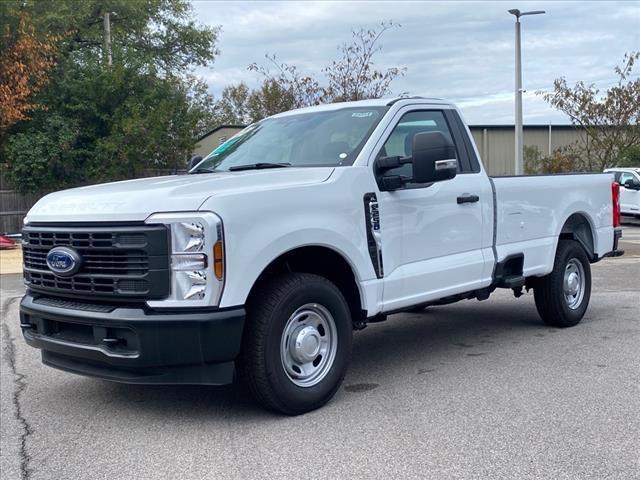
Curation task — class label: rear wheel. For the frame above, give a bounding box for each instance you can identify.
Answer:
[534,240,591,328]
[238,273,352,415]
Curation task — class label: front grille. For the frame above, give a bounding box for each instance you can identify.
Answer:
[23,224,170,300]
[24,249,149,275]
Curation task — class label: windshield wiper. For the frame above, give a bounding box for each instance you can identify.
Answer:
[228,162,291,171]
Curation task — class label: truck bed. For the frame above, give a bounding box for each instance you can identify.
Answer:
[490,172,615,277]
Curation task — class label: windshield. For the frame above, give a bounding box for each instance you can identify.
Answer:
[193,106,387,172]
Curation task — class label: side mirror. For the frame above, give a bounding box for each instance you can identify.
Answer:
[411,132,457,184]
[188,155,203,171]
[623,178,640,190]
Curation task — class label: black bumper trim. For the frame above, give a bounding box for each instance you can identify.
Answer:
[600,227,624,260]
[42,352,236,385]
[20,294,245,385]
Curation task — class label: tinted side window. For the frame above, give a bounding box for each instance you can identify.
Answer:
[376,110,456,188]
[619,172,634,185]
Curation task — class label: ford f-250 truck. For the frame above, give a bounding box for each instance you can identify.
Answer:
[20,97,624,414]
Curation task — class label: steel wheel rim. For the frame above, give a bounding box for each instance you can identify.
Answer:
[280,303,338,388]
[563,258,585,310]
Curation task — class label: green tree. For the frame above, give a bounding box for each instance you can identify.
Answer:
[618,144,640,168]
[247,79,296,123]
[212,83,253,125]
[540,51,640,171]
[523,145,543,174]
[2,0,219,192]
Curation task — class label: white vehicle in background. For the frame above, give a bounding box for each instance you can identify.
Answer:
[20,97,624,415]
[605,167,640,218]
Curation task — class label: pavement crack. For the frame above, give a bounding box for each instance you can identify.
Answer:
[2,296,34,480]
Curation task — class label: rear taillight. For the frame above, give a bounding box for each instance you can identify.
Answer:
[612,181,621,227]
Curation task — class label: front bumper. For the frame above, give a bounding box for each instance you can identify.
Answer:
[20,293,245,385]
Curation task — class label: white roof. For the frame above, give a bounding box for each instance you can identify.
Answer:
[605,167,640,173]
[272,96,451,118]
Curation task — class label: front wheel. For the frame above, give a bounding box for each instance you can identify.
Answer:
[238,273,353,415]
[534,240,591,328]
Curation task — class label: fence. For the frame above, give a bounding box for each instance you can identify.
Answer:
[0,170,42,233]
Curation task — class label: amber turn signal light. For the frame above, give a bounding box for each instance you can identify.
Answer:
[213,241,224,280]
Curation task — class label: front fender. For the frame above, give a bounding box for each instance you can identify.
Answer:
[227,228,375,308]
[198,167,379,309]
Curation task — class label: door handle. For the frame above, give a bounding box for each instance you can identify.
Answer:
[457,194,479,204]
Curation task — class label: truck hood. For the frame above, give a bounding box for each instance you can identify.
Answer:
[26,167,334,223]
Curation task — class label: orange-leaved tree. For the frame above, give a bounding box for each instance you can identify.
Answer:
[0,13,58,131]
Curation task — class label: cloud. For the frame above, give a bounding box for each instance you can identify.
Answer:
[192,1,639,124]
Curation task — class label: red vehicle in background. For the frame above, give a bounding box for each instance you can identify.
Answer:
[0,234,18,250]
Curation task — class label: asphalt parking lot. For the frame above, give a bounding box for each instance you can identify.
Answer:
[1,222,639,480]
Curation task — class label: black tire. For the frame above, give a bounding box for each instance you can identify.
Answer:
[238,273,353,415]
[534,240,591,328]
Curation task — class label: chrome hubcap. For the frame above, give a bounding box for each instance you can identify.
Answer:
[280,303,337,387]
[564,258,585,309]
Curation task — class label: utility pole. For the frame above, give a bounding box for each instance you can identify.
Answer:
[508,8,545,175]
[514,14,523,175]
[103,12,112,66]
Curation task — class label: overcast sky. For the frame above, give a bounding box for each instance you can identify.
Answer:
[192,1,639,125]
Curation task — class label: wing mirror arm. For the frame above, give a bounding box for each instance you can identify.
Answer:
[375,155,412,171]
[374,156,413,191]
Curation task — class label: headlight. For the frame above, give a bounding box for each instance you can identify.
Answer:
[144,212,224,308]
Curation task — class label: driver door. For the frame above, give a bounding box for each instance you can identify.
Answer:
[374,108,492,311]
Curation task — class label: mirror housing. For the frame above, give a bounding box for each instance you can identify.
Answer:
[411,132,457,184]
[623,178,640,190]
[188,155,203,171]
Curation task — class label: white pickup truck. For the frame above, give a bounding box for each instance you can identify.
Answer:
[604,167,640,218]
[20,98,623,414]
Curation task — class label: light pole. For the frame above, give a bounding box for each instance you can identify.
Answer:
[508,8,545,175]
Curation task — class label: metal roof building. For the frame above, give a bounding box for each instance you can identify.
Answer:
[468,124,585,176]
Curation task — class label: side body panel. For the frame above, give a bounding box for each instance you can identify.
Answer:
[620,171,640,215]
[491,174,614,277]
[376,172,493,310]
[620,184,640,215]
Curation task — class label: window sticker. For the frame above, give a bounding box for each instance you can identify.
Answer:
[352,112,374,118]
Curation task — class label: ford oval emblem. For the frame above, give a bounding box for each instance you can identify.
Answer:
[46,247,81,276]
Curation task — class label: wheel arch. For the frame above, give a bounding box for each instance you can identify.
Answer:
[558,212,597,261]
[245,245,366,324]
